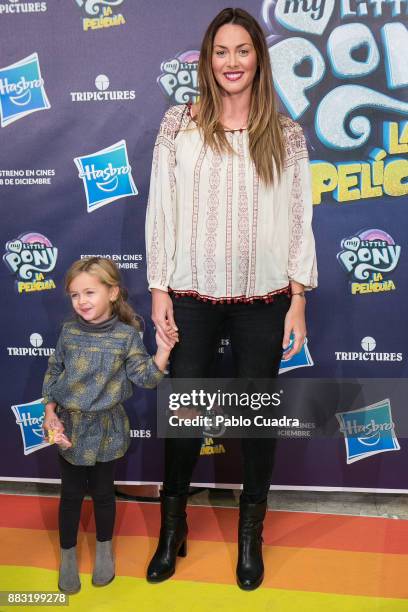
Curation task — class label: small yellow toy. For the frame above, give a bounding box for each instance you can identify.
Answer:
[47,429,72,449]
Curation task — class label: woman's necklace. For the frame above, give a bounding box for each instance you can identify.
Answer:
[222,123,247,133]
[220,116,248,133]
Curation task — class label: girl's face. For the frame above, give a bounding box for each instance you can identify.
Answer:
[68,272,119,324]
[212,24,257,97]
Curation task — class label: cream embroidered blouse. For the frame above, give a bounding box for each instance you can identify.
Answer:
[146,104,317,302]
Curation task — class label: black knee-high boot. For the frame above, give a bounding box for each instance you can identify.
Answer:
[236,499,267,590]
[146,494,188,583]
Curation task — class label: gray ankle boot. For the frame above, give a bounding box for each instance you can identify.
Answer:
[58,546,81,594]
[92,540,115,586]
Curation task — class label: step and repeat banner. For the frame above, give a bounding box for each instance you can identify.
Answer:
[1,0,407,490]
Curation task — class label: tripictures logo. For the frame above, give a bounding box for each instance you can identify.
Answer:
[7,332,55,357]
[0,1,47,14]
[335,336,403,362]
[70,74,136,102]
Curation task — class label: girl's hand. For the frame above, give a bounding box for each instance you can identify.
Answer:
[155,328,178,351]
[282,295,306,360]
[52,431,72,449]
[151,289,178,345]
[154,330,178,372]
[43,403,64,439]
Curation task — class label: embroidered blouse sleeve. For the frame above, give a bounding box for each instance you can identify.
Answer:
[42,331,65,404]
[125,329,164,389]
[145,106,183,292]
[287,124,318,290]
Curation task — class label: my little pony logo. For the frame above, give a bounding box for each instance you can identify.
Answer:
[158,50,200,105]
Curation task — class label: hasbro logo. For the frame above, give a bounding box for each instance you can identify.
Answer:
[11,398,49,455]
[336,398,400,464]
[0,53,50,127]
[279,335,314,374]
[74,140,138,212]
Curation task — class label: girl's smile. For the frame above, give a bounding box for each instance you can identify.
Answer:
[68,272,119,324]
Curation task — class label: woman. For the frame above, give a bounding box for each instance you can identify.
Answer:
[145,7,317,590]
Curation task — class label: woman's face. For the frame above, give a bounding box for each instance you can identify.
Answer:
[212,24,257,96]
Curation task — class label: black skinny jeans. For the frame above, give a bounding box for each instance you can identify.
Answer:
[164,294,290,504]
[58,454,117,549]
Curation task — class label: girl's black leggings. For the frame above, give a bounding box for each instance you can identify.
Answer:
[58,454,117,549]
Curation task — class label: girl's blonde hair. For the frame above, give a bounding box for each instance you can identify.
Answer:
[65,257,142,330]
[196,7,285,185]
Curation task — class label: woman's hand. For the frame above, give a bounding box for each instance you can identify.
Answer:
[282,295,306,360]
[151,288,178,345]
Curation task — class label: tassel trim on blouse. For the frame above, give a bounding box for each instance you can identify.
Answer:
[168,286,291,304]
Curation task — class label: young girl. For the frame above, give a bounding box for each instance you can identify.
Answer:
[42,257,176,594]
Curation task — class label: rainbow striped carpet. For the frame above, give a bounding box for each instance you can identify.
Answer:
[0,494,407,611]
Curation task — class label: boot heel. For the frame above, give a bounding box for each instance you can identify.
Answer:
[146,494,188,583]
[177,540,187,557]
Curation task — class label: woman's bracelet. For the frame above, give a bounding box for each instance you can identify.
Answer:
[291,291,306,298]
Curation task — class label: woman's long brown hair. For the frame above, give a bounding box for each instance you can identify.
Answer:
[196,7,285,185]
